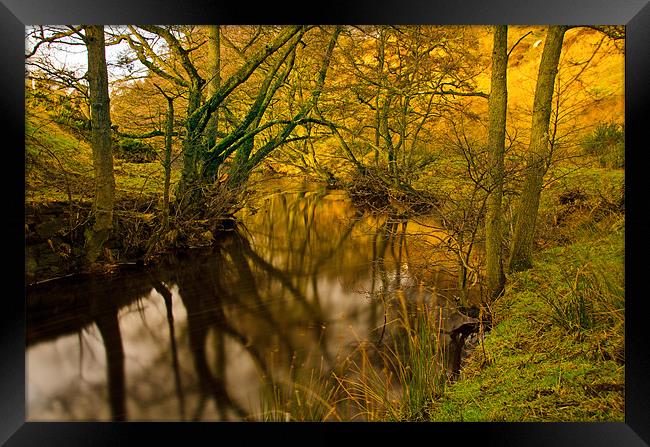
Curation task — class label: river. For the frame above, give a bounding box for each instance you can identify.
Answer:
[26,179,481,421]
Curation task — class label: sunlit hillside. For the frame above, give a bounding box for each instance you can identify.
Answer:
[26,105,178,206]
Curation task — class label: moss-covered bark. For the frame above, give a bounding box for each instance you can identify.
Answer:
[84,25,115,263]
[508,26,567,272]
[485,25,508,299]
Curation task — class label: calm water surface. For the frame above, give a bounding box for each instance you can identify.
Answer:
[26,180,478,421]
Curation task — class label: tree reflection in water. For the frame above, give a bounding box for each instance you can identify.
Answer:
[26,182,480,421]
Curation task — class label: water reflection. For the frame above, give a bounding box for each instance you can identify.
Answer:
[27,181,479,421]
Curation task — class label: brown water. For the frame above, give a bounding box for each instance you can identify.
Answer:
[26,179,479,421]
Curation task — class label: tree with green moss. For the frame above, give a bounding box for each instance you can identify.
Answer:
[110,26,341,209]
[485,25,508,299]
[508,25,568,272]
[83,25,116,263]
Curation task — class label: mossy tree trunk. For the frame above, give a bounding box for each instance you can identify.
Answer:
[84,25,115,263]
[205,25,221,150]
[178,87,204,206]
[508,25,567,272]
[485,25,508,299]
[162,95,174,230]
[181,26,303,196]
[120,26,334,209]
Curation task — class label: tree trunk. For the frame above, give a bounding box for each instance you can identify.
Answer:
[485,25,508,299]
[178,88,204,205]
[374,28,386,169]
[508,26,567,272]
[228,137,256,187]
[229,114,263,187]
[162,96,174,230]
[84,25,115,263]
[380,97,398,184]
[206,25,221,149]
[176,26,302,204]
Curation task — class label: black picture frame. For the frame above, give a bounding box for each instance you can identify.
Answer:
[3,0,649,445]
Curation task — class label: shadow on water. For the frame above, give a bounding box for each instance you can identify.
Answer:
[26,180,481,421]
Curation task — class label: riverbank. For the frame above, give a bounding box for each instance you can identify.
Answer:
[427,177,625,421]
[25,197,238,284]
[25,109,242,283]
[313,165,625,422]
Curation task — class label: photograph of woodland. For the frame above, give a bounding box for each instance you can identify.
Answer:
[25,25,624,421]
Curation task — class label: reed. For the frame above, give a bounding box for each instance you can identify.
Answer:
[334,295,449,421]
[542,261,624,336]
[257,357,342,422]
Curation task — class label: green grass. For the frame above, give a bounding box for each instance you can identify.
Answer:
[546,166,624,203]
[534,165,624,248]
[26,110,176,206]
[429,227,624,421]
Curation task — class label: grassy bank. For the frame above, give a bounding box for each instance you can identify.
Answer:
[26,109,174,205]
[428,208,624,421]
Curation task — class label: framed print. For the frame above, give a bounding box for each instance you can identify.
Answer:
[3,0,649,444]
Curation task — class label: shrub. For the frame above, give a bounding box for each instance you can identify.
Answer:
[581,122,624,169]
[114,138,157,163]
